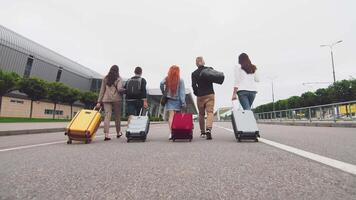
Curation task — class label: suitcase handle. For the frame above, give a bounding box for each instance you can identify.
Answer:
[139,108,149,116]
[94,106,102,112]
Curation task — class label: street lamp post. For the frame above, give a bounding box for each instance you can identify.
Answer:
[272,80,275,119]
[320,40,343,84]
[267,76,277,119]
[320,40,343,119]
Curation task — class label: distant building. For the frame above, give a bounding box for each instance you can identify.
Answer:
[214,107,232,121]
[0,25,197,119]
[146,88,197,119]
[0,25,102,92]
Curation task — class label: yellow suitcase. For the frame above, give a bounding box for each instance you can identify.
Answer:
[65,108,102,144]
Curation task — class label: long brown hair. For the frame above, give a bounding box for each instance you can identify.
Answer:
[239,53,256,74]
[166,65,180,96]
[106,65,120,86]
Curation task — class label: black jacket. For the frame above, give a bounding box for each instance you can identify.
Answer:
[191,66,215,97]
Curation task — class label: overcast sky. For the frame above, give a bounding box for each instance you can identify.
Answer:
[1,0,355,109]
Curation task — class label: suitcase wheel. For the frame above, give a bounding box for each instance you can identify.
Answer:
[237,138,241,142]
[172,139,175,142]
[84,139,90,144]
[67,139,72,144]
[189,139,192,142]
[255,138,259,142]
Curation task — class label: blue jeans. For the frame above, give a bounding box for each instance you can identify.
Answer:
[237,90,257,110]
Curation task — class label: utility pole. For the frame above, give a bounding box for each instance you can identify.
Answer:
[320,40,343,84]
[272,80,275,118]
[321,40,343,118]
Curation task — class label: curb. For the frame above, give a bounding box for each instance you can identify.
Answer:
[0,122,166,136]
[257,121,356,128]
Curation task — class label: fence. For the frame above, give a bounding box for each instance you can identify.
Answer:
[255,100,356,123]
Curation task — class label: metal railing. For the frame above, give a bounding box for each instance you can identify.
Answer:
[255,100,356,123]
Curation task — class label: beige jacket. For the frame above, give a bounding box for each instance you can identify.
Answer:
[98,77,124,103]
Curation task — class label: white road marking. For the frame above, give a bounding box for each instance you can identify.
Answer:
[0,141,64,152]
[215,125,356,176]
[0,134,116,153]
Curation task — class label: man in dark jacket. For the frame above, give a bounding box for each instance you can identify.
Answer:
[191,57,215,140]
[125,66,148,122]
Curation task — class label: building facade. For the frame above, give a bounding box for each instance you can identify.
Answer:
[0,25,102,92]
[0,25,197,119]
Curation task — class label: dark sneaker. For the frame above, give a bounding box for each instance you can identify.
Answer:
[206,130,212,140]
[200,132,206,138]
[104,137,111,141]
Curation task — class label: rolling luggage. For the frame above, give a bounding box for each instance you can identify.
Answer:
[171,112,193,142]
[200,67,225,85]
[231,104,260,142]
[65,107,102,144]
[126,109,150,142]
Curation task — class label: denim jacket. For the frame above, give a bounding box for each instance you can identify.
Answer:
[160,78,186,106]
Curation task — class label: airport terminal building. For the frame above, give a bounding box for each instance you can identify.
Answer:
[0,25,102,92]
[0,25,196,119]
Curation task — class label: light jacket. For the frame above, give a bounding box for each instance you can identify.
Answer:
[98,77,124,103]
[160,78,186,106]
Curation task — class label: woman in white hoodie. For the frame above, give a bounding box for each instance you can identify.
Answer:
[232,53,259,110]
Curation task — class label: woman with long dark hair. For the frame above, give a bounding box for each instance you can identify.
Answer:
[97,65,125,141]
[160,65,186,138]
[232,53,260,110]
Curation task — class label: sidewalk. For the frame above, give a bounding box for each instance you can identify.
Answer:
[0,121,127,136]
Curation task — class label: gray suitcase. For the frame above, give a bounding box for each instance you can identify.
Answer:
[126,110,150,142]
[231,106,260,142]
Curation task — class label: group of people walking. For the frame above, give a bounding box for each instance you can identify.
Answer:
[96,53,259,141]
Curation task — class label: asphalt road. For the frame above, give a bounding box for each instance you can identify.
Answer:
[0,122,355,200]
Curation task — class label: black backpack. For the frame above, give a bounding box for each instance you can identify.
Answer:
[126,78,142,97]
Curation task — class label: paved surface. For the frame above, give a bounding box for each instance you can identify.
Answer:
[0,121,127,136]
[0,123,355,200]
[0,122,70,131]
[0,121,121,131]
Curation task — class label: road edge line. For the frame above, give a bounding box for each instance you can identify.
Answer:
[215,125,356,176]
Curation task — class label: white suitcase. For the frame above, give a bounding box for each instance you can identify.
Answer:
[126,109,150,142]
[231,104,260,142]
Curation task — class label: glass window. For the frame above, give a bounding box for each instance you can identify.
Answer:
[45,109,63,115]
[56,67,63,82]
[23,55,34,78]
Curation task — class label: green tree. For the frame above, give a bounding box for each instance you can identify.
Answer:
[301,92,317,107]
[331,80,353,102]
[80,91,98,109]
[254,79,356,114]
[63,88,81,119]
[287,96,302,109]
[19,78,48,118]
[275,99,288,111]
[48,82,70,119]
[315,88,330,105]
[351,79,356,100]
[0,70,20,113]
